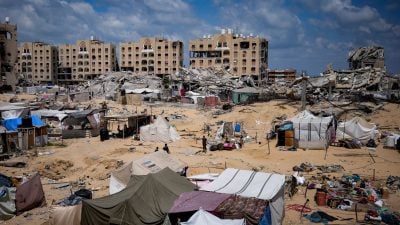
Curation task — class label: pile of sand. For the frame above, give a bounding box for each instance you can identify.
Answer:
[37,159,74,180]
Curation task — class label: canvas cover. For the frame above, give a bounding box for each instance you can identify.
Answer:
[109,151,187,194]
[81,168,195,225]
[170,191,230,213]
[49,204,82,225]
[336,117,377,143]
[140,117,180,143]
[0,187,16,220]
[181,208,245,225]
[15,173,45,215]
[291,111,334,150]
[200,168,285,225]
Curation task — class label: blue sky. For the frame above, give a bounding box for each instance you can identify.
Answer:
[1,0,399,75]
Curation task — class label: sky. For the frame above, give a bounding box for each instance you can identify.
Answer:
[1,0,399,75]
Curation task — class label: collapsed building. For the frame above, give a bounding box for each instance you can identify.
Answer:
[348,46,385,70]
[0,17,18,90]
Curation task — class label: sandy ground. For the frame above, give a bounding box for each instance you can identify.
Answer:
[1,98,399,225]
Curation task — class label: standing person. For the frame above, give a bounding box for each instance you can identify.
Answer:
[155,147,159,152]
[163,144,170,154]
[239,136,244,148]
[202,136,207,153]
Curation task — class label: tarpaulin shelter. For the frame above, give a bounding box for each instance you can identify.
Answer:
[15,173,45,215]
[81,168,195,225]
[140,116,180,143]
[336,117,377,144]
[200,168,285,225]
[181,208,245,225]
[231,87,259,104]
[109,151,187,194]
[49,204,82,225]
[290,111,335,150]
[170,191,230,214]
[2,116,44,132]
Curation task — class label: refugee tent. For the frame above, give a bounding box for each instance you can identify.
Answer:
[140,116,180,143]
[336,117,377,144]
[200,168,285,225]
[290,111,335,150]
[170,191,230,213]
[49,204,82,225]
[181,208,245,225]
[109,151,187,194]
[15,173,45,215]
[81,168,195,225]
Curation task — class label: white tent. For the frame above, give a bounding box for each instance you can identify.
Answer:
[109,151,187,194]
[291,111,335,150]
[336,117,377,143]
[200,168,285,225]
[181,208,245,225]
[140,117,180,143]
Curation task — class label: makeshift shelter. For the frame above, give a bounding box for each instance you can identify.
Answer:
[336,117,377,144]
[170,191,230,214]
[104,113,151,138]
[181,208,245,225]
[231,87,259,104]
[81,168,196,225]
[15,173,45,215]
[140,116,180,143]
[200,168,285,225]
[61,109,104,139]
[109,151,187,194]
[290,111,335,150]
[49,204,82,225]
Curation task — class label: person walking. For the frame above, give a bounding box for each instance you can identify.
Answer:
[202,136,207,153]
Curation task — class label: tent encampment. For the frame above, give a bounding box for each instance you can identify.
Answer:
[200,168,285,225]
[109,151,187,194]
[140,116,180,143]
[81,168,195,225]
[15,173,45,215]
[181,208,245,225]
[290,111,335,150]
[336,117,377,144]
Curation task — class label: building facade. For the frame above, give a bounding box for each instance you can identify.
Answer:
[119,37,183,76]
[57,38,117,84]
[267,69,296,84]
[0,17,18,89]
[16,42,58,84]
[189,29,268,80]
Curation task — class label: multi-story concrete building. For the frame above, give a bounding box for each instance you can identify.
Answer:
[57,37,117,84]
[267,69,296,84]
[0,17,18,89]
[119,37,183,76]
[16,42,58,84]
[189,29,268,80]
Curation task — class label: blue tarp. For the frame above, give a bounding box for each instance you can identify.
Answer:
[235,123,241,132]
[2,116,44,131]
[259,205,271,225]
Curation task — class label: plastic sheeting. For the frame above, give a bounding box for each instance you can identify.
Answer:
[336,117,377,143]
[200,168,285,225]
[181,208,245,225]
[140,117,180,143]
[2,116,45,131]
[0,187,16,220]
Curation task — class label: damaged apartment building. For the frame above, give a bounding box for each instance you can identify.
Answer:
[57,37,118,84]
[119,37,184,77]
[189,29,268,82]
[0,17,18,90]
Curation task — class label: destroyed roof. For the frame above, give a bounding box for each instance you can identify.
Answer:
[348,46,384,61]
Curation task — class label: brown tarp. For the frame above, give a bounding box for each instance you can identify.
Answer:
[15,173,45,215]
[81,168,195,225]
[215,195,268,225]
